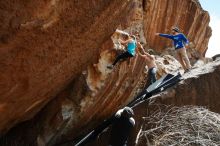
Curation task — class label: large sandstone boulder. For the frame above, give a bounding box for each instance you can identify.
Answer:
[0,0,133,134]
[0,0,214,146]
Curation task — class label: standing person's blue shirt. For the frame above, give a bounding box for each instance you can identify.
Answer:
[159,33,189,49]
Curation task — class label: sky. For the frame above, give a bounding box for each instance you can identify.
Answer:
[199,0,220,57]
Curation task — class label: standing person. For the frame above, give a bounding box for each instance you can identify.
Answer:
[107,34,137,69]
[137,43,157,86]
[156,26,191,72]
[108,107,135,146]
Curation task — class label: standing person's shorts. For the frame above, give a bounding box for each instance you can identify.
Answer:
[175,48,191,69]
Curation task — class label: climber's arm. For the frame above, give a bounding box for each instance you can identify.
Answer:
[137,48,146,58]
[137,43,153,59]
[119,38,132,45]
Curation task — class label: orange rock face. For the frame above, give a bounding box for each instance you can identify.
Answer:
[143,0,212,56]
[0,0,133,134]
[0,0,213,146]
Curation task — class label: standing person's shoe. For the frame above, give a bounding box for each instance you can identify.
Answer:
[107,65,114,69]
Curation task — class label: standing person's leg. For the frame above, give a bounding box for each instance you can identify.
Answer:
[176,49,187,70]
[179,48,191,69]
[112,52,133,66]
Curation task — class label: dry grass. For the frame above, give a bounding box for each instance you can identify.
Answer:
[138,105,220,146]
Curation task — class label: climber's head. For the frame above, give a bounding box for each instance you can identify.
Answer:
[172,26,180,34]
[130,35,136,42]
[123,33,129,40]
[135,33,140,40]
[121,107,134,118]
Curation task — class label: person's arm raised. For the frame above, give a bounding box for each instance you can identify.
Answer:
[138,42,145,53]
[137,48,146,58]
[138,43,152,58]
[156,33,174,40]
[137,42,152,59]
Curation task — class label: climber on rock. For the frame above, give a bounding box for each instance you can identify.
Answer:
[107,33,137,69]
[156,26,192,72]
[137,43,157,87]
[108,107,135,146]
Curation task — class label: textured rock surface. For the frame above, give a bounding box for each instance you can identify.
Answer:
[0,50,181,146]
[134,60,220,146]
[87,59,220,146]
[0,0,133,134]
[0,0,214,146]
[153,60,220,113]
[143,0,212,56]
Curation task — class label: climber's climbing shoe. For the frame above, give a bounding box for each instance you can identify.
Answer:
[107,65,114,69]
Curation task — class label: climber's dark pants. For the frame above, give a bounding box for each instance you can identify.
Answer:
[112,51,133,66]
[146,67,157,87]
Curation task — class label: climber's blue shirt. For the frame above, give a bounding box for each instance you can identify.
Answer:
[127,40,136,56]
[159,33,189,49]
